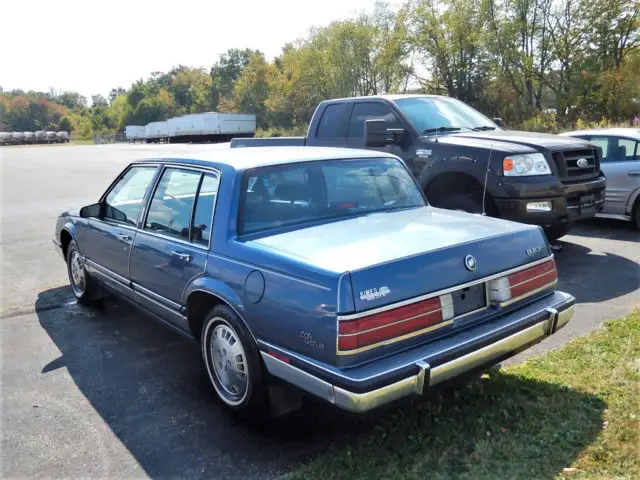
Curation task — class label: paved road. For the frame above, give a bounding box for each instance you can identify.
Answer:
[1,144,638,478]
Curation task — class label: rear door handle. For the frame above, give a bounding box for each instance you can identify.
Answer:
[172,251,191,262]
[628,171,640,176]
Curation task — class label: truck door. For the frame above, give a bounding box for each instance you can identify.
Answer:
[342,101,413,168]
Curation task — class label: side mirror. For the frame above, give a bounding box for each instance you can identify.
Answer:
[79,202,102,218]
[365,119,404,147]
[493,117,506,128]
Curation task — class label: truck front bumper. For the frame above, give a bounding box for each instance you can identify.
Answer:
[494,176,605,227]
[260,291,575,413]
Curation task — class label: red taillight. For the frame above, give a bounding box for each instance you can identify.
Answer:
[338,294,454,352]
[490,259,557,305]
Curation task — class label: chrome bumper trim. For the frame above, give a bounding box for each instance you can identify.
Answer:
[261,301,575,413]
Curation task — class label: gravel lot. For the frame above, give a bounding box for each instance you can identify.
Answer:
[1,144,638,479]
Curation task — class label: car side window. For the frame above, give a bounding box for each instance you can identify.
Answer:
[144,168,201,241]
[589,137,610,162]
[617,138,639,161]
[316,103,348,139]
[191,173,220,246]
[346,102,401,139]
[104,166,157,226]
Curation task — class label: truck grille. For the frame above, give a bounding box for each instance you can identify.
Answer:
[552,148,599,182]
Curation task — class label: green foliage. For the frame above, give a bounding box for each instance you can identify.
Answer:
[2,0,638,138]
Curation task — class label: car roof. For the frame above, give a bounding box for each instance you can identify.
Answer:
[560,127,640,138]
[135,146,399,171]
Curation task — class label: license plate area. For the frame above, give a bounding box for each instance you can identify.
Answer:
[579,194,596,215]
[451,283,487,318]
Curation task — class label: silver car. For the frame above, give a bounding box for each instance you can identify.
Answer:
[560,128,640,229]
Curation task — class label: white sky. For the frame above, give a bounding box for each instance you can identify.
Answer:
[1,0,393,104]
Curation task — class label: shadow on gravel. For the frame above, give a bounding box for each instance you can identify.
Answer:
[36,286,606,479]
[554,220,639,304]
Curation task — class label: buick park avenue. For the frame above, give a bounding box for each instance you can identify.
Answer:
[53,147,575,415]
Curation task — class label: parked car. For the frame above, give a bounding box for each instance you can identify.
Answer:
[560,128,640,228]
[53,147,575,416]
[232,95,606,241]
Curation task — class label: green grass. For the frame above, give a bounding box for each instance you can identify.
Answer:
[289,310,640,480]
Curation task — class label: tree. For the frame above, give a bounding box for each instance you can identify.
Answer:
[91,94,108,108]
[210,48,262,109]
[233,53,273,127]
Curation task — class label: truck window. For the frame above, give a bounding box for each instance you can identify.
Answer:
[239,158,425,235]
[347,102,401,138]
[316,103,348,139]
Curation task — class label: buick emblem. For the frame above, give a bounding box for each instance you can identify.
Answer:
[464,255,477,271]
[576,158,589,168]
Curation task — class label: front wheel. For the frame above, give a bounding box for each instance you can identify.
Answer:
[201,305,269,417]
[544,222,573,242]
[66,240,94,305]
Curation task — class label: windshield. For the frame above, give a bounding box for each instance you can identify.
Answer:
[239,158,426,235]
[394,97,498,134]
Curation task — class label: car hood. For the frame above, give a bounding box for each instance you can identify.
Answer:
[435,129,594,152]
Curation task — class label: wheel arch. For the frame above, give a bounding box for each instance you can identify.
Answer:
[59,224,80,258]
[424,171,498,213]
[184,281,254,344]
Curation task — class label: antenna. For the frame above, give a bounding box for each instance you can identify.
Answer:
[481,143,493,216]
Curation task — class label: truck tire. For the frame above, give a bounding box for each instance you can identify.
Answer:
[435,192,496,216]
[201,305,269,419]
[544,222,572,242]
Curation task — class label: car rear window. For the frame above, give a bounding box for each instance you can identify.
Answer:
[238,158,425,235]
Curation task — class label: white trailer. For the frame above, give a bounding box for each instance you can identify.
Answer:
[167,112,256,143]
[125,125,146,142]
[145,121,169,143]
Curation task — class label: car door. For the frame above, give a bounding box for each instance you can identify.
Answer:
[128,166,220,331]
[589,136,640,216]
[82,164,159,297]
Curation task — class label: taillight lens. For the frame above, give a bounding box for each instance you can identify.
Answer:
[489,259,557,305]
[338,294,454,352]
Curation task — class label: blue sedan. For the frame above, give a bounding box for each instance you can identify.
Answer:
[53,146,575,416]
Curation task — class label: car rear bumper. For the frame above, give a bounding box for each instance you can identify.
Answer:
[260,291,575,413]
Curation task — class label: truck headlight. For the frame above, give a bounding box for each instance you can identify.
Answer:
[503,153,551,176]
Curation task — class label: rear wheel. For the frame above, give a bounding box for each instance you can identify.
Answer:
[201,305,269,417]
[633,200,640,229]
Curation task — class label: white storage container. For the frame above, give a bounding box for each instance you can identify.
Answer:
[125,125,146,140]
[168,112,256,138]
[145,121,169,139]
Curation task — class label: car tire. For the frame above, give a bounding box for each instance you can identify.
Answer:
[544,222,572,242]
[201,305,269,418]
[634,201,640,230]
[66,240,94,305]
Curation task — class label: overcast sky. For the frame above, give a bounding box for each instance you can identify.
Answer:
[2,0,393,103]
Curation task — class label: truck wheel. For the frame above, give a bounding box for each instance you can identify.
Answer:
[201,305,269,418]
[435,193,493,215]
[544,222,572,242]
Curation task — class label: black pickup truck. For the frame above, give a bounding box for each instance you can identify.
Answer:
[230,94,606,241]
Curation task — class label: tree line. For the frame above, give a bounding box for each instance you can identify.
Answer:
[1,0,638,139]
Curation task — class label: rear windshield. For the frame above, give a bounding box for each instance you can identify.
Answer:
[239,157,425,235]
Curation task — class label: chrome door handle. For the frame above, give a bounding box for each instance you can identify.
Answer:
[172,251,191,262]
[117,234,133,242]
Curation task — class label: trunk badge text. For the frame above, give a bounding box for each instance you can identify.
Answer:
[526,246,543,255]
[360,286,391,302]
[464,255,477,271]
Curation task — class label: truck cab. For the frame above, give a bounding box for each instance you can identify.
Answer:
[232,95,606,241]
